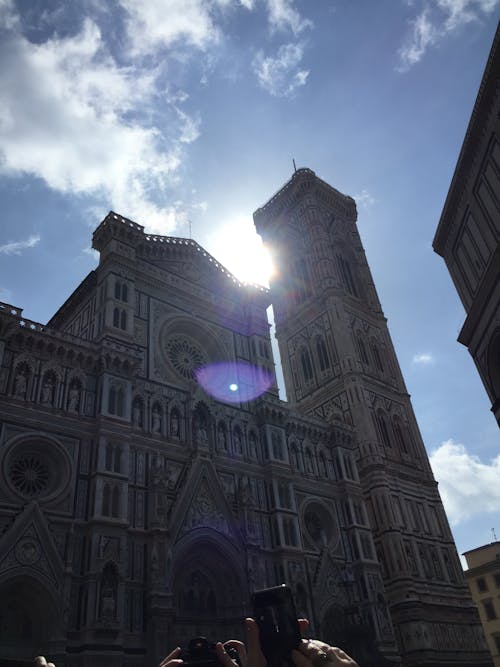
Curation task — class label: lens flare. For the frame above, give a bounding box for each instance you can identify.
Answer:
[195,362,273,403]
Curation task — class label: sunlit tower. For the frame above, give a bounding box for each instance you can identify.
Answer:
[254,168,490,666]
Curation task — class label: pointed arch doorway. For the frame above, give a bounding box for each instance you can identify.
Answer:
[0,577,61,665]
[171,535,247,646]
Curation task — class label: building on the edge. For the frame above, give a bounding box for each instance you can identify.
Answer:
[0,170,491,667]
[463,541,500,666]
[433,22,500,427]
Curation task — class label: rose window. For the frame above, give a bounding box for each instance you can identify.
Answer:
[303,501,338,548]
[166,336,207,379]
[10,455,50,496]
[3,437,70,502]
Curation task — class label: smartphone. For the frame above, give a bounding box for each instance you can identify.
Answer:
[251,584,301,667]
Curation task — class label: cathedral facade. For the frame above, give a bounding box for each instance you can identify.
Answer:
[0,169,490,667]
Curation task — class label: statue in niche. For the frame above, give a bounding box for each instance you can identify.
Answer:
[218,424,227,450]
[234,428,243,454]
[41,376,54,405]
[152,406,161,434]
[101,584,116,622]
[170,410,180,437]
[68,384,80,412]
[132,400,142,428]
[100,566,118,623]
[249,432,258,459]
[195,416,208,446]
[14,369,27,397]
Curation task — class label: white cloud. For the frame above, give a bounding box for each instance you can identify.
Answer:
[398,0,499,70]
[253,42,309,97]
[0,235,40,255]
[355,189,376,209]
[0,8,202,234]
[430,440,500,525]
[266,0,312,35]
[412,352,434,364]
[398,8,437,69]
[119,0,223,56]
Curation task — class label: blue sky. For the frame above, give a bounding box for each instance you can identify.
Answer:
[0,0,499,564]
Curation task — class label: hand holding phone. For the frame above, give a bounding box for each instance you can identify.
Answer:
[251,585,301,667]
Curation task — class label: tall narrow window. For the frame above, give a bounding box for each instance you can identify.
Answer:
[377,412,391,448]
[358,335,369,365]
[102,484,111,516]
[120,310,127,330]
[109,387,116,414]
[113,308,120,327]
[105,444,113,470]
[121,284,128,302]
[372,343,384,372]
[338,255,358,297]
[114,281,121,299]
[316,337,330,371]
[116,388,124,418]
[393,418,408,453]
[301,348,314,382]
[111,486,120,518]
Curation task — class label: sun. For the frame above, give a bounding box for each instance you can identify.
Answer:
[207,217,275,287]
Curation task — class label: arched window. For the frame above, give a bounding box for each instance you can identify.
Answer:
[114,448,121,473]
[113,308,120,327]
[114,281,121,300]
[357,335,369,365]
[301,348,314,382]
[102,484,111,515]
[371,342,384,372]
[121,283,128,302]
[105,444,113,470]
[109,386,116,414]
[337,255,358,297]
[316,337,330,371]
[393,418,408,453]
[377,411,391,448]
[120,310,127,330]
[116,388,124,417]
[111,486,120,518]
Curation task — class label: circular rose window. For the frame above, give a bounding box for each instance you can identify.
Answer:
[10,455,50,496]
[3,437,70,502]
[166,336,208,380]
[303,501,339,549]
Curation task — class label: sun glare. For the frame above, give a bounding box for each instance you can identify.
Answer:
[207,217,275,287]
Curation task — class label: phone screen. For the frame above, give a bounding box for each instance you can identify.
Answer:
[252,585,301,667]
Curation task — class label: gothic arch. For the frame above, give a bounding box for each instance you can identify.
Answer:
[172,532,246,623]
[0,574,63,662]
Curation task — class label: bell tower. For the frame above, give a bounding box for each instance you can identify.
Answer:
[254,168,490,666]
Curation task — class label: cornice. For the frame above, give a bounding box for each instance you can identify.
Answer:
[253,168,357,234]
[434,22,500,255]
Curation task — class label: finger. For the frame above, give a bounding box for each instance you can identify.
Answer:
[245,618,267,667]
[298,619,309,635]
[216,642,240,667]
[33,658,47,667]
[291,649,312,667]
[159,647,182,667]
[47,664,56,667]
[224,640,247,667]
